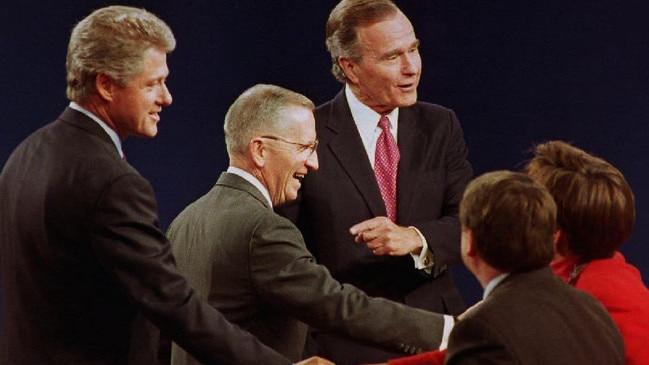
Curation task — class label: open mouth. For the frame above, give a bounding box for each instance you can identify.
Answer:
[293,173,305,183]
[398,83,415,90]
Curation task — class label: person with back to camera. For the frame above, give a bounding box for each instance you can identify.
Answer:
[276,1,472,362]
[447,170,623,364]
[0,6,329,365]
[525,140,649,365]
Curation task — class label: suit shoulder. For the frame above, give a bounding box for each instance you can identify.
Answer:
[407,101,459,123]
[313,98,336,124]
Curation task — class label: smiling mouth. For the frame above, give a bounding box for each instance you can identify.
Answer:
[293,173,305,183]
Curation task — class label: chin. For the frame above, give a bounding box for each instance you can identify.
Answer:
[400,94,418,106]
[143,127,159,138]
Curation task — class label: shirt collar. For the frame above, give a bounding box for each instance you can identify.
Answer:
[227,166,273,207]
[69,102,124,158]
[483,273,509,300]
[345,85,399,139]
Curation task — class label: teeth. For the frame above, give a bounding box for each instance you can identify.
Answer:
[293,173,305,181]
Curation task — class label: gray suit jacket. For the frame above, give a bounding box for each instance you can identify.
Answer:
[168,172,446,363]
[0,108,291,365]
[446,267,624,365]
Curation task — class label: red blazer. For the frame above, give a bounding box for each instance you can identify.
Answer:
[552,252,649,365]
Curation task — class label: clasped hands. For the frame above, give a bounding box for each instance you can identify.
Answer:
[350,216,423,256]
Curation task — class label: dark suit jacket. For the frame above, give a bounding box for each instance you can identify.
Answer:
[0,108,290,365]
[281,90,472,311]
[276,90,472,362]
[446,267,625,365]
[167,172,446,364]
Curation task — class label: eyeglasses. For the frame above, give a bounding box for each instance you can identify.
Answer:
[260,135,319,157]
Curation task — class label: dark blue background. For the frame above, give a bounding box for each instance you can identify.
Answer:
[2,1,648,320]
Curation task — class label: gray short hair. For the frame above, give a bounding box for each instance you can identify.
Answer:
[66,6,176,102]
[326,0,399,83]
[224,84,314,157]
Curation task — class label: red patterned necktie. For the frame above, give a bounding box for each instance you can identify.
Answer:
[374,115,400,222]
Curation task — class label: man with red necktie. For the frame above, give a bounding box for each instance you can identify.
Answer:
[276,0,473,364]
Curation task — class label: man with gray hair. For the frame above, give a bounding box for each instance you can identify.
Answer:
[0,6,321,365]
[167,84,454,365]
[276,0,473,363]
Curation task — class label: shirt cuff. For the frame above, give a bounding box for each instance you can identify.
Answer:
[408,226,434,273]
[439,315,455,350]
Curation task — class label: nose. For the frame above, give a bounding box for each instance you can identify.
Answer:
[306,150,319,171]
[402,52,420,75]
[160,82,173,106]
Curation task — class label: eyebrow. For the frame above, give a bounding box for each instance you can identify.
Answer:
[379,39,420,60]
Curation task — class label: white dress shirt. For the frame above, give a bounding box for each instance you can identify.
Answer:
[344,86,434,272]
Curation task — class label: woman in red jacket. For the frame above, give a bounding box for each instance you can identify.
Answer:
[524,140,649,365]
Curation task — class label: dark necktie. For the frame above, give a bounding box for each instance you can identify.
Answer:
[374,115,400,222]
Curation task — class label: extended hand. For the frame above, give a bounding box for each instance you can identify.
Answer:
[350,216,423,256]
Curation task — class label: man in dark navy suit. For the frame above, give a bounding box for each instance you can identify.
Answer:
[277,1,473,364]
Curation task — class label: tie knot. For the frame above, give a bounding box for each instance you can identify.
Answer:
[378,115,390,131]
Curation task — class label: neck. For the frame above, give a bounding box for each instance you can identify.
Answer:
[346,83,395,115]
[77,99,123,140]
[473,263,504,289]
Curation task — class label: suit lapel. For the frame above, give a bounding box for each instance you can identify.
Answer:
[324,91,386,217]
[396,105,427,223]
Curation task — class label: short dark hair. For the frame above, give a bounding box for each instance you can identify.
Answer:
[461,171,556,273]
[524,141,635,260]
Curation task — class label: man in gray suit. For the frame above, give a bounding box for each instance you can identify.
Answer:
[167,84,455,365]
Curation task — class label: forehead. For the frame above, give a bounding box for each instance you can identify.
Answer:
[137,47,169,79]
[356,12,416,55]
[277,105,315,136]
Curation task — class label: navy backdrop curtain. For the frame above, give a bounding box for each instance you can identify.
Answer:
[2,0,648,322]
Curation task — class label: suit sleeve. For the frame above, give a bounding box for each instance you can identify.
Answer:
[445,316,514,365]
[416,109,472,276]
[90,173,291,365]
[388,349,446,365]
[249,213,446,355]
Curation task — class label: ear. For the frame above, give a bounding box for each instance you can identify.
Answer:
[554,230,571,258]
[465,229,478,257]
[461,228,477,258]
[249,138,266,168]
[95,73,116,102]
[338,56,360,84]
